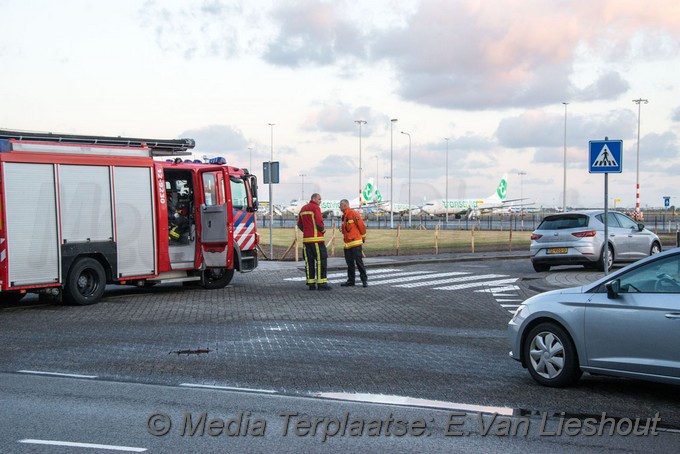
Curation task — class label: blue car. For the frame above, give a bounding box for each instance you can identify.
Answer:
[509,248,680,387]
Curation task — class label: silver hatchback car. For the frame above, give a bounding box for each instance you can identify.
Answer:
[530,210,661,272]
[509,248,680,387]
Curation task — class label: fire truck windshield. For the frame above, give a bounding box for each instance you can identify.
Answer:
[230,176,247,210]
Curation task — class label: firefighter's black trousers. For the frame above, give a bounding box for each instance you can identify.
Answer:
[343,246,367,284]
[303,241,328,286]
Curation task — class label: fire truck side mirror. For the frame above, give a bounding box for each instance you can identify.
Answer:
[246,175,258,212]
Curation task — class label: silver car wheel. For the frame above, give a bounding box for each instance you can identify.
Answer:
[529,331,565,379]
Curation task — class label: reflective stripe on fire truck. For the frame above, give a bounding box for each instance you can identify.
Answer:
[233,210,256,250]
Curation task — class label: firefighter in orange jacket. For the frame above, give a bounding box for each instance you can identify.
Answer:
[297,193,331,290]
[339,199,368,287]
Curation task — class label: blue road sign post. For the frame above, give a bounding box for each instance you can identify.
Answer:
[588,138,623,275]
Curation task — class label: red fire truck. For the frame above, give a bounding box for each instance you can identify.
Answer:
[0,129,259,305]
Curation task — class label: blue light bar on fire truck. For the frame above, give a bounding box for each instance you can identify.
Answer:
[164,156,228,165]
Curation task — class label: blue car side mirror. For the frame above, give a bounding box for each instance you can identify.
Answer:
[606,279,621,299]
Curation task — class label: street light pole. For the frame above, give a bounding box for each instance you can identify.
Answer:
[248,147,253,172]
[390,118,398,229]
[444,138,449,226]
[562,102,568,212]
[401,131,411,228]
[518,171,526,229]
[299,173,306,201]
[633,98,648,218]
[355,120,366,204]
[375,154,379,185]
[268,123,275,260]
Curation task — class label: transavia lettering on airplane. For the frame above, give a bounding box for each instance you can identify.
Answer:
[421,175,528,218]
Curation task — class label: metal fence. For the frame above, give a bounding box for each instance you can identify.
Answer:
[257,213,680,234]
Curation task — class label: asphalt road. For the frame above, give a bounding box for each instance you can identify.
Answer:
[1,257,679,452]
[2,372,675,453]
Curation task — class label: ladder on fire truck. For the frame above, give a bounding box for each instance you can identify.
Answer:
[0,129,194,156]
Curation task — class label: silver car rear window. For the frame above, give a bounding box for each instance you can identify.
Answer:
[538,214,590,230]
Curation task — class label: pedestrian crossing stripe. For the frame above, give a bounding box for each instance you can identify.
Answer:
[592,144,619,168]
[283,269,525,314]
[433,278,518,291]
[476,286,521,294]
[326,271,435,285]
[284,269,403,281]
[394,274,508,288]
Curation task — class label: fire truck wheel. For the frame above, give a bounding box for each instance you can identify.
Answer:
[202,268,234,289]
[64,257,107,305]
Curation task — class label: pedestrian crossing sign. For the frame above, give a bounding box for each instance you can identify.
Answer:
[589,140,623,173]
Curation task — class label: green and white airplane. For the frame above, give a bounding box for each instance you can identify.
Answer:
[421,175,517,218]
[284,179,382,217]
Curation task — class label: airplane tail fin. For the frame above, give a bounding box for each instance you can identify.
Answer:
[361,178,383,203]
[487,174,508,202]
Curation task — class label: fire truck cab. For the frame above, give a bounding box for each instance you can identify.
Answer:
[0,129,259,305]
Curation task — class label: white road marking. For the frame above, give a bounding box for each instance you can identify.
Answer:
[284,268,402,281]
[330,270,434,285]
[179,383,276,393]
[475,286,520,294]
[393,273,507,288]
[18,370,98,379]
[177,385,516,418]
[434,278,519,291]
[313,392,513,416]
[284,268,527,312]
[491,286,521,293]
[18,439,145,452]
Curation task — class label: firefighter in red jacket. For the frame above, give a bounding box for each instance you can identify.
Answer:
[297,193,331,290]
[339,199,368,287]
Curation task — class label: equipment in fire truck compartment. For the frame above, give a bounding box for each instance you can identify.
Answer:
[167,177,193,245]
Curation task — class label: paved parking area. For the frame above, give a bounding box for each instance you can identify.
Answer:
[4,254,680,434]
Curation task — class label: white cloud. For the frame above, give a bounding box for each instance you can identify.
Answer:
[264,0,367,66]
[180,124,248,153]
[4,0,680,207]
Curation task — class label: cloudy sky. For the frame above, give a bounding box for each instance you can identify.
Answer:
[2,0,680,209]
